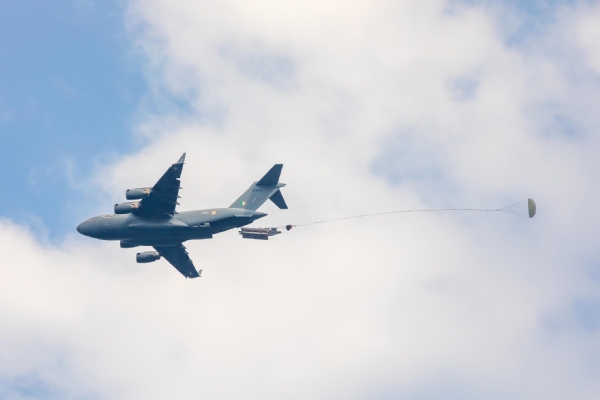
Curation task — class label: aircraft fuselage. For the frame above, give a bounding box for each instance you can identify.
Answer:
[76,208,267,247]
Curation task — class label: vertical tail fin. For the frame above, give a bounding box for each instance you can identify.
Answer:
[230,164,288,210]
[256,164,283,186]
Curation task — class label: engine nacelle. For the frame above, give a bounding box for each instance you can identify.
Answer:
[136,251,161,263]
[126,187,152,200]
[114,201,140,214]
[120,241,138,248]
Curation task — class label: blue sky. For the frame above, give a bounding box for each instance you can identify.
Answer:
[0,0,581,236]
[0,0,146,236]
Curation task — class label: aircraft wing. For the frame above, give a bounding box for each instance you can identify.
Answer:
[138,153,186,217]
[154,243,201,279]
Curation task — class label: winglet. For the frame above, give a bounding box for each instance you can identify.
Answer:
[177,153,186,164]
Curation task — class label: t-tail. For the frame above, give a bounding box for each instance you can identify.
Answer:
[230,164,288,211]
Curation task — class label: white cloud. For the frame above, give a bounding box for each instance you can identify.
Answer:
[1,1,600,399]
[576,4,600,74]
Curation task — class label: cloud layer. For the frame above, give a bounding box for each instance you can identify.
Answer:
[1,1,600,399]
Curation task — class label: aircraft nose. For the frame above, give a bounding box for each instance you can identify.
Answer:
[77,220,92,236]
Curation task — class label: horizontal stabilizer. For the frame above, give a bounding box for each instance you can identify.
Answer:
[257,164,283,186]
[269,189,288,209]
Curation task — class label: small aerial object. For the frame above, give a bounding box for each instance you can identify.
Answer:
[498,198,536,218]
[239,227,282,240]
[77,153,536,279]
[77,153,288,278]
[281,198,536,231]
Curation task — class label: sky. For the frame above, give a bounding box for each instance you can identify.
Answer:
[0,0,148,236]
[1,0,600,399]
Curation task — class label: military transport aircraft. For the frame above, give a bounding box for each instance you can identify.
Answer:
[77,154,287,278]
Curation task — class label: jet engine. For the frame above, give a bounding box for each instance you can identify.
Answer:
[114,201,140,214]
[126,187,152,200]
[136,251,161,263]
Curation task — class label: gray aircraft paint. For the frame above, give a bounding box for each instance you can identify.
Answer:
[77,155,287,278]
[77,208,267,246]
[230,164,288,210]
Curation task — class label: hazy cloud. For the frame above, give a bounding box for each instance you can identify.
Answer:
[1,1,600,399]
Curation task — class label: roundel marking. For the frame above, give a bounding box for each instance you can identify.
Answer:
[211,210,217,215]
